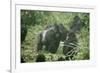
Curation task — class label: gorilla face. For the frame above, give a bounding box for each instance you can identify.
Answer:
[70,16,82,33]
[37,24,67,53]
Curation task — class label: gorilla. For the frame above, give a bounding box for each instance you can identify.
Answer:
[70,15,83,33]
[63,16,82,60]
[37,24,67,53]
[21,24,27,43]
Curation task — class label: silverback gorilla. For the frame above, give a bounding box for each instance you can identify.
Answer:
[37,24,67,53]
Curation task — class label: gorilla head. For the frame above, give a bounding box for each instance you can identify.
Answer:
[70,15,83,33]
[37,24,67,53]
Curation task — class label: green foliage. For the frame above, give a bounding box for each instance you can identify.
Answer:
[21,10,90,62]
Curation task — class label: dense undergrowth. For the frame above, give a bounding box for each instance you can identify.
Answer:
[21,10,89,63]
